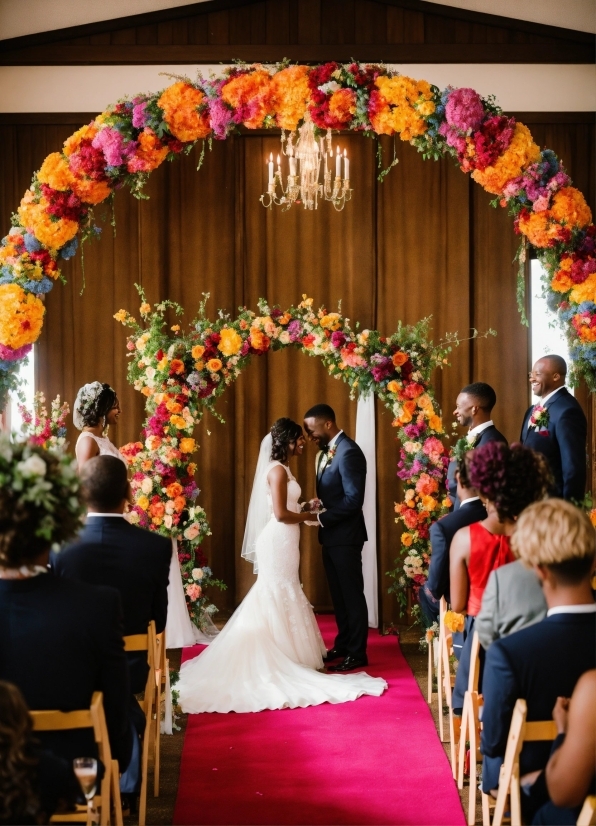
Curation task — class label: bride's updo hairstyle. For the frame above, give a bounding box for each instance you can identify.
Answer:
[73,382,117,430]
[270,418,303,463]
[468,441,552,522]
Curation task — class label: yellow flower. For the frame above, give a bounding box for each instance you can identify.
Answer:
[114,310,128,322]
[319,313,341,331]
[444,610,465,633]
[37,152,75,192]
[218,327,242,356]
[401,533,413,547]
[170,415,186,429]
[171,325,180,332]
[472,122,541,195]
[0,284,45,349]
[180,437,196,453]
[158,357,169,371]
[206,358,223,372]
[194,361,204,370]
[137,495,149,511]
[191,345,205,360]
[63,123,98,156]
[570,273,596,305]
[429,414,443,432]
[386,380,400,395]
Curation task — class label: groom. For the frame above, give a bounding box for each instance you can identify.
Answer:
[303,404,369,672]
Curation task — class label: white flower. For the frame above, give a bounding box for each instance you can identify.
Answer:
[17,454,47,478]
[127,511,140,525]
[192,568,204,581]
[164,514,173,529]
[141,477,153,495]
[279,331,290,345]
[319,80,341,94]
[145,366,156,379]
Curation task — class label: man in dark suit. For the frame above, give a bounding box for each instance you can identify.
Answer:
[53,455,171,694]
[304,404,368,673]
[521,355,587,502]
[480,499,596,820]
[418,455,487,645]
[447,382,507,508]
[0,569,132,770]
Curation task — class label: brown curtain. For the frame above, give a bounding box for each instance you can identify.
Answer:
[0,119,593,626]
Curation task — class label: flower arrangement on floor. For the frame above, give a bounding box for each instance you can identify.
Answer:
[17,392,69,450]
[0,62,593,406]
[116,288,481,611]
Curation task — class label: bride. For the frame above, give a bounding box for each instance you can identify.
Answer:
[178,418,387,714]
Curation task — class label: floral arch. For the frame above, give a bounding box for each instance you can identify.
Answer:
[0,61,594,615]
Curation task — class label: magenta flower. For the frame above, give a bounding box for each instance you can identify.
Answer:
[445,88,485,132]
[92,127,137,167]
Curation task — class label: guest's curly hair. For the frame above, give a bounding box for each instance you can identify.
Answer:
[468,442,552,522]
[75,383,117,429]
[0,681,40,823]
[0,441,84,568]
[270,418,303,463]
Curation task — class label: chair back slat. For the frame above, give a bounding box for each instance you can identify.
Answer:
[578,795,596,826]
[524,720,558,741]
[31,710,92,731]
[467,631,481,693]
[123,633,149,652]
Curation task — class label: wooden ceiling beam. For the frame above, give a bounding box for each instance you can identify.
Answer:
[1,42,593,64]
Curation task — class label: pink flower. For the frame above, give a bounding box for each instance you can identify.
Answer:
[533,195,550,213]
[445,87,485,132]
[132,98,149,129]
[185,583,202,601]
[0,342,32,361]
[92,127,137,167]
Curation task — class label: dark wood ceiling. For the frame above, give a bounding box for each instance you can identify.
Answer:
[1,0,594,64]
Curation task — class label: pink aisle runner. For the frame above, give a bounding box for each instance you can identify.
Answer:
[173,615,465,825]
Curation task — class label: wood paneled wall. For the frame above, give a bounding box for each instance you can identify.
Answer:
[1,111,593,626]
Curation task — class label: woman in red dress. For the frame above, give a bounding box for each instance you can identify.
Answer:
[450,442,552,711]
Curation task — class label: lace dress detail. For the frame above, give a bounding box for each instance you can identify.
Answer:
[178,461,387,713]
[76,432,126,464]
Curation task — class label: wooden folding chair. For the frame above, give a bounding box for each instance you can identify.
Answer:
[30,691,123,826]
[440,609,461,779]
[578,795,596,826]
[482,698,557,826]
[435,597,448,742]
[152,629,168,797]
[458,631,483,825]
[123,621,156,826]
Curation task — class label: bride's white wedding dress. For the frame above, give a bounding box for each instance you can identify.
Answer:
[178,461,387,714]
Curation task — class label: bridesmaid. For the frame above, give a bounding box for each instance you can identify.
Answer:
[73,381,125,471]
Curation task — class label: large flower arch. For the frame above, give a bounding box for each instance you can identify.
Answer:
[0,61,594,614]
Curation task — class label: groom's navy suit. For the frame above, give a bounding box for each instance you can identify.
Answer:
[316,432,368,658]
[520,387,587,502]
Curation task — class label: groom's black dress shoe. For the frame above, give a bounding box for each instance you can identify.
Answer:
[328,655,368,672]
[322,648,347,663]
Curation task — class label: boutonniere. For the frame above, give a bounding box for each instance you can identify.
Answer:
[451,433,479,462]
[326,444,338,465]
[529,405,550,434]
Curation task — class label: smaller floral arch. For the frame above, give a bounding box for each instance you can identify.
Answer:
[116,289,467,619]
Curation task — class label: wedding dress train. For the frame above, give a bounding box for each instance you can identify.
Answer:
[178,461,387,714]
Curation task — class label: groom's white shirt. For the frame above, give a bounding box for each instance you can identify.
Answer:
[316,430,343,525]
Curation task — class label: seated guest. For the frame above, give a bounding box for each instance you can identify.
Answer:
[532,670,596,825]
[476,559,547,650]
[0,680,79,825]
[447,382,507,509]
[0,439,131,771]
[418,455,487,647]
[481,499,596,820]
[450,443,551,711]
[521,355,587,502]
[53,455,171,695]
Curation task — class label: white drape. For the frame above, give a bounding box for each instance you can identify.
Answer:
[355,393,378,628]
[165,538,219,648]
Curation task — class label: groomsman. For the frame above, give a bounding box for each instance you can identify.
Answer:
[447,382,507,508]
[521,355,587,502]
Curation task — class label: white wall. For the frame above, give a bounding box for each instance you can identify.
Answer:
[0,63,594,113]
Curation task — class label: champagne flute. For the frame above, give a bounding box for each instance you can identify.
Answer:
[73,757,97,822]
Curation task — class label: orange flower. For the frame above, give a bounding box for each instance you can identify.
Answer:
[18,195,78,251]
[269,65,310,131]
[206,358,223,372]
[180,437,196,453]
[392,351,408,367]
[170,414,186,428]
[517,211,565,248]
[127,129,169,173]
[429,414,443,432]
[188,462,197,475]
[191,345,205,359]
[471,122,540,195]
[37,153,75,191]
[250,329,270,352]
[550,187,592,229]
[370,76,433,140]
[63,123,98,156]
[328,89,357,125]
[570,273,596,305]
[141,386,153,397]
[173,495,186,513]
[386,380,401,394]
[421,495,438,511]
[149,501,165,519]
[145,435,161,451]
[401,533,413,547]
[319,313,341,331]
[221,70,272,129]
[70,177,112,205]
[169,359,185,375]
[158,82,211,143]
[0,284,45,349]
[141,460,152,472]
[166,482,183,499]
[166,400,183,413]
[416,474,438,496]
[403,400,417,415]
[277,312,292,325]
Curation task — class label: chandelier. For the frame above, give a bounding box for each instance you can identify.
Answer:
[260,116,352,212]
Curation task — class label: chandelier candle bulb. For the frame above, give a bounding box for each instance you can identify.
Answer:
[344,150,349,180]
[268,154,273,184]
[336,147,341,178]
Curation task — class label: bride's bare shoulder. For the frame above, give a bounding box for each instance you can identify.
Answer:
[267,462,287,484]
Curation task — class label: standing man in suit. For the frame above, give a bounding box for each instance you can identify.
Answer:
[54,455,171,695]
[480,499,596,821]
[521,355,587,502]
[418,454,487,648]
[304,404,368,673]
[448,383,507,508]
